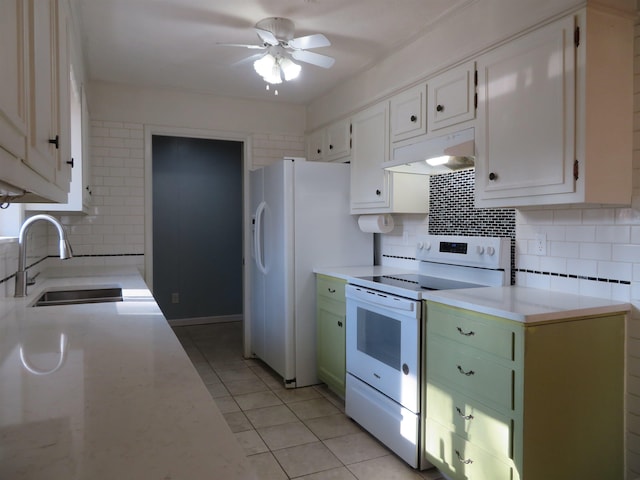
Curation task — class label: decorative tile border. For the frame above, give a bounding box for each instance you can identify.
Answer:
[516,268,631,285]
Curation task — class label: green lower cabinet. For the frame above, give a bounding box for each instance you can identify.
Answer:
[316,275,347,397]
[424,301,625,480]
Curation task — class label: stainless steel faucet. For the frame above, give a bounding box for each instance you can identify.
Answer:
[15,214,73,297]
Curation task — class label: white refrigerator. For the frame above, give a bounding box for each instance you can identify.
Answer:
[249,158,373,388]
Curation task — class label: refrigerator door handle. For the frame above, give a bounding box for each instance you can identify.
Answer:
[254,201,268,274]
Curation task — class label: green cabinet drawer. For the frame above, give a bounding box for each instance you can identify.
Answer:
[317,275,346,302]
[427,380,512,459]
[425,418,515,480]
[428,337,515,412]
[428,302,517,361]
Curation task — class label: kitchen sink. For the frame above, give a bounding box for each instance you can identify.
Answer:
[32,287,123,307]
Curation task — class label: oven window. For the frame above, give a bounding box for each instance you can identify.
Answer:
[356,308,401,370]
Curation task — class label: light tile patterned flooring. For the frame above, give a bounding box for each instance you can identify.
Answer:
[173,321,445,480]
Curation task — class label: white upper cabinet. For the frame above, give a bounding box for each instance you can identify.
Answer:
[475,7,633,207]
[0,0,71,203]
[350,101,428,214]
[307,118,351,163]
[27,0,58,184]
[53,2,72,192]
[389,83,427,143]
[350,102,389,211]
[307,128,324,162]
[325,119,351,162]
[0,0,29,163]
[427,61,476,133]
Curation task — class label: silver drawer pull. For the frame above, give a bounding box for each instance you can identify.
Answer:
[455,406,474,421]
[456,326,475,336]
[455,450,473,465]
[457,365,475,376]
[327,288,336,293]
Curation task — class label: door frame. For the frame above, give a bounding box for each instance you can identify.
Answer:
[144,125,252,354]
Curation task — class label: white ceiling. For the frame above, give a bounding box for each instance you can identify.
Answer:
[72,0,473,104]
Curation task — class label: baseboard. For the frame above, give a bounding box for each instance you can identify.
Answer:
[167,314,242,327]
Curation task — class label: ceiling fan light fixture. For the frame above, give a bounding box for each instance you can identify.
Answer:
[254,53,284,84]
[254,54,275,77]
[280,57,301,81]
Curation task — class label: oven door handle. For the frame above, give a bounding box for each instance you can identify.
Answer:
[347,286,416,312]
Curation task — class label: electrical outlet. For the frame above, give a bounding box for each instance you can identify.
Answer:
[534,233,547,256]
[171,292,179,304]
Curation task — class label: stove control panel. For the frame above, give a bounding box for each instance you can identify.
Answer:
[416,235,510,270]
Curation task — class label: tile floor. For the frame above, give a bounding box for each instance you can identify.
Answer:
[172,321,445,480]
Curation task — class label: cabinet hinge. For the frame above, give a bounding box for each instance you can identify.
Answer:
[573,159,579,180]
[574,26,580,48]
[474,69,478,87]
[349,123,352,134]
[474,92,478,110]
[350,138,352,149]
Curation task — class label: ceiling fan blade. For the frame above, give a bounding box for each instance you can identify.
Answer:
[231,52,265,67]
[254,28,279,46]
[288,34,331,50]
[216,42,266,50]
[291,50,335,68]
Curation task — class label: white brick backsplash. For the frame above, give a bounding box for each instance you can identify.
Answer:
[613,244,640,262]
[579,242,612,260]
[565,225,596,242]
[583,208,616,224]
[598,261,632,282]
[553,209,582,224]
[596,225,632,243]
[566,258,598,277]
[549,241,580,258]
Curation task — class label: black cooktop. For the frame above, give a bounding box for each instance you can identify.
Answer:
[358,274,483,292]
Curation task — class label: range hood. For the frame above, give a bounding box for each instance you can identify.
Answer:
[382,127,475,175]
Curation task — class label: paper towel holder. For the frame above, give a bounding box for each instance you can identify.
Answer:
[357,214,394,233]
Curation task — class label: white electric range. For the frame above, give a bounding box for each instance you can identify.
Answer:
[344,235,511,469]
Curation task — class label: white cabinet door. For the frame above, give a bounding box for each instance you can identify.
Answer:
[53,1,72,192]
[350,102,390,211]
[26,0,58,183]
[0,0,28,162]
[390,83,426,143]
[427,61,476,133]
[475,16,576,203]
[307,128,325,162]
[325,119,351,162]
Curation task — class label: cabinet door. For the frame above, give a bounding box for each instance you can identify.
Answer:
[475,16,576,203]
[0,0,28,161]
[26,0,58,183]
[390,83,426,143]
[350,102,389,211]
[307,129,325,162]
[427,61,476,132]
[54,0,71,192]
[325,119,351,162]
[317,297,346,396]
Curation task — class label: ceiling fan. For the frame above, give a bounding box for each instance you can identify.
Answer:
[219,17,335,85]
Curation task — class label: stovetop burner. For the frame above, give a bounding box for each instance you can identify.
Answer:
[358,274,483,292]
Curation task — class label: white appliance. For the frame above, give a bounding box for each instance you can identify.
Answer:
[345,235,511,469]
[250,158,373,388]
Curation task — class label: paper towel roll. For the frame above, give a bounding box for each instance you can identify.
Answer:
[357,214,394,233]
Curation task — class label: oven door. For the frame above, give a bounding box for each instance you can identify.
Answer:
[345,284,421,413]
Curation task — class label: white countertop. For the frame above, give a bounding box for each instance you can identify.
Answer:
[315,265,630,324]
[0,266,256,480]
[422,286,630,324]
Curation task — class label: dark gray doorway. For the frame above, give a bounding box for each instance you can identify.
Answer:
[152,135,243,321]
